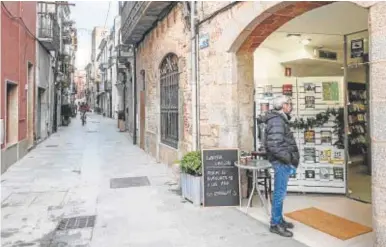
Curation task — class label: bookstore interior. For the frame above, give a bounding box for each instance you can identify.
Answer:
[253,2,371,203]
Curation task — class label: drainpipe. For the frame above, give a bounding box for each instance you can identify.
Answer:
[191,1,198,151]
[133,45,137,145]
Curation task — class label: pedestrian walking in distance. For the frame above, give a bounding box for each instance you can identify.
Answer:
[264,95,299,237]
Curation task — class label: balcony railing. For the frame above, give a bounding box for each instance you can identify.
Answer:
[108,57,114,68]
[120,1,174,44]
[99,62,108,71]
[37,12,60,51]
[118,62,126,70]
[117,44,133,63]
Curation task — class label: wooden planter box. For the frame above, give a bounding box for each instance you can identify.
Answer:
[180,173,203,206]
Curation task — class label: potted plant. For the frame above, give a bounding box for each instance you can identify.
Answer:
[180,151,203,206]
[118,110,126,132]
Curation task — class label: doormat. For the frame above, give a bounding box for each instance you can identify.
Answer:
[285,207,372,240]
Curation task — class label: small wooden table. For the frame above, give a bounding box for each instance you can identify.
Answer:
[235,159,272,216]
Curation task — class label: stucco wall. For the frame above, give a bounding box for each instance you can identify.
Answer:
[1,2,36,170]
[136,4,191,164]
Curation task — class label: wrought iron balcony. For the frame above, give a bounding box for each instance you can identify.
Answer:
[99,62,108,71]
[118,62,126,70]
[108,57,114,68]
[120,1,174,44]
[63,44,71,56]
[37,12,60,51]
[117,44,133,64]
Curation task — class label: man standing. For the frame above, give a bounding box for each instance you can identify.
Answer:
[264,95,299,237]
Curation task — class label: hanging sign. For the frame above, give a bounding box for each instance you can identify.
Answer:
[351,39,364,58]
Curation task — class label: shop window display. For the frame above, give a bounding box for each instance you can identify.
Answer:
[255,77,346,193]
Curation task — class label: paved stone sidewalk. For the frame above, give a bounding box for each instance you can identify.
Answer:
[1,114,307,247]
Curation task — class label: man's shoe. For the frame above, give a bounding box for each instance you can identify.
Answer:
[270,224,293,237]
[281,219,294,229]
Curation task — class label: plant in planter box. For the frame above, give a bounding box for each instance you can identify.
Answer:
[179,151,203,206]
[118,110,126,120]
[117,110,126,131]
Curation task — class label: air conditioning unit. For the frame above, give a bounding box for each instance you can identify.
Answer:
[314,49,338,61]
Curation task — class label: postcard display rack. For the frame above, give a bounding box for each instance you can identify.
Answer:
[255,77,346,194]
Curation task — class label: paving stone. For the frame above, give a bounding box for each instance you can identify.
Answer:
[1,114,307,247]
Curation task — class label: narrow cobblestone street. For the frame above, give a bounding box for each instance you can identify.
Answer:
[1,114,307,247]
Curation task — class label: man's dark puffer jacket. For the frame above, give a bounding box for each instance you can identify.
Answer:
[263,110,300,168]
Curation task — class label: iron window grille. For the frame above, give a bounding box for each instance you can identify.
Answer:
[160,54,179,149]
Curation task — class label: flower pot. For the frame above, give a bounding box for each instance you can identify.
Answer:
[180,173,203,206]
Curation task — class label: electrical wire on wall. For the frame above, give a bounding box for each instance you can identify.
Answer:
[103,1,111,29]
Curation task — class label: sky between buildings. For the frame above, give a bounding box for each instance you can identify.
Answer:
[71,1,118,70]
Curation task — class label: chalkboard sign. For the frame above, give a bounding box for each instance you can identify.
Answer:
[202,149,240,207]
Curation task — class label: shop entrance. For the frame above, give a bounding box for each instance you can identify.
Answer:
[231,1,373,246]
[250,4,371,203]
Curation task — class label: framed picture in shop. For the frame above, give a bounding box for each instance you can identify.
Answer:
[321,131,332,145]
[322,82,339,101]
[304,83,316,94]
[304,147,316,163]
[305,169,316,180]
[304,130,315,144]
[333,167,344,181]
[332,149,344,164]
[263,85,273,97]
[319,148,332,163]
[351,38,364,58]
[305,96,315,108]
[260,103,270,114]
[282,84,293,96]
[319,167,331,181]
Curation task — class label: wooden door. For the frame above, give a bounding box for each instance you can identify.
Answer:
[140,91,145,150]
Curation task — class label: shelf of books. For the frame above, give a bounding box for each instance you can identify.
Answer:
[347,82,368,165]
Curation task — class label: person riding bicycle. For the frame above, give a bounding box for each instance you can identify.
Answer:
[79,102,88,123]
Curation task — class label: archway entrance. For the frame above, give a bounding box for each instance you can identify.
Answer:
[232,2,373,246]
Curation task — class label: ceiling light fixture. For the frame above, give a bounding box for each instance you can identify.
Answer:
[301,39,311,45]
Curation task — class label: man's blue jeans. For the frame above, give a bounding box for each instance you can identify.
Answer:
[271,162,292,226]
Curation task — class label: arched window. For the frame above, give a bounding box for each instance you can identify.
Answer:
[160,53,179,148]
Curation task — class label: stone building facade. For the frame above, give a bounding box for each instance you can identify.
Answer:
[121,1,386,244]
[134,4,192,164]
